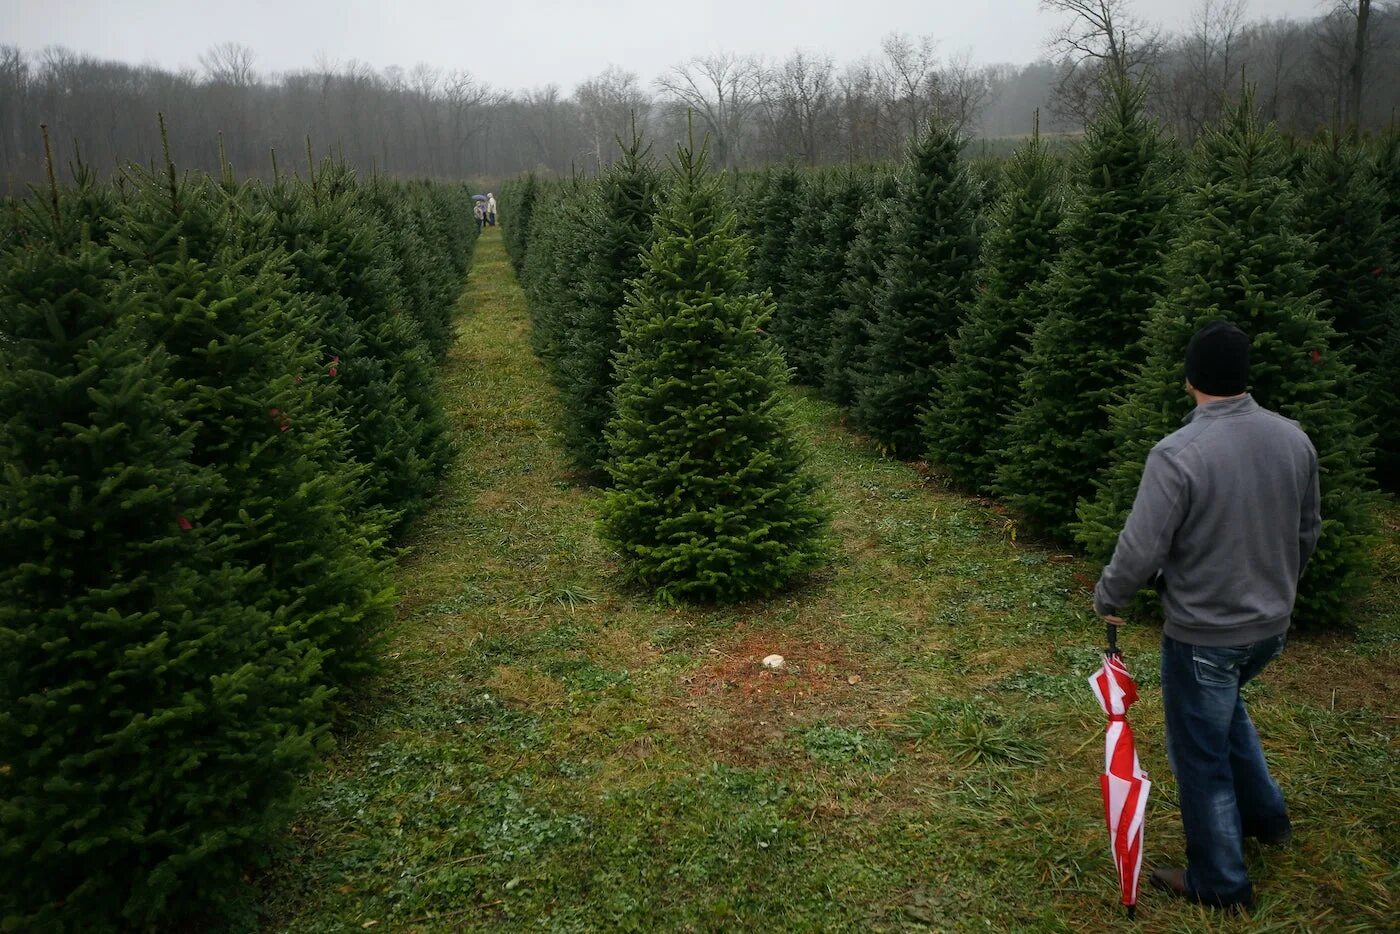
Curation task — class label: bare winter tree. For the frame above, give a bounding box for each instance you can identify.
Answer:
[941,49,994,134]
[754,49,838,164]
[1158,0,1249,139]
[1346,0,1374,130]
[654,53,761,169]
[876,32,943,146]
[1041,0,1163,126]
[834,58,887,160]
[575,66,651,168]
[199,42,257,87]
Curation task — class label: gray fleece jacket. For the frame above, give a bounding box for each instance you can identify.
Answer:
[1093,394,1321,647]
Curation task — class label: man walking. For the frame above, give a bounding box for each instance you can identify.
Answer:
[1092,321,1321,910]
[486,192,497,227]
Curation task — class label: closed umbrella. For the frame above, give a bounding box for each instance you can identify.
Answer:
[1088,625,1151,919]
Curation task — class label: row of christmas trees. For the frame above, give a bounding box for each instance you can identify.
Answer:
[503,81,1394,629]
[0,132,476,929]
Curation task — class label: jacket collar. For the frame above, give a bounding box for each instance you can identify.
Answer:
[1186,393,1257,424]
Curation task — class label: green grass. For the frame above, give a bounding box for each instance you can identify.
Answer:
[257,228,1400,932]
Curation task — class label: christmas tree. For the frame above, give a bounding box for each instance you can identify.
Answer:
[750,162,803,299]
[362,178,465,361]
[734,168,771,249]
[1295,133,1393,431]
[0,181,325,929]
[600,135,828,602]
[770,170,829,381]
[774,168,867,386]
[995,79,1176,538]
[1075,96,1376,629]
[504,172,539,272]
[823,170,899,405]
[557,132,661,478]
[111,155,396,688]
[521,178,597,370]
[253,161,450,527]
[1374,128,1400,487]
[923,122,1065,492]
[851,120,982,457]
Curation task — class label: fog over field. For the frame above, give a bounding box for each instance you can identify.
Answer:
[1,1,1392,180]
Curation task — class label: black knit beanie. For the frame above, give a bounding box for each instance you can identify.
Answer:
[1184,321,1250,396]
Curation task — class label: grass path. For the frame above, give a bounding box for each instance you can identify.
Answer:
[260,228,1399,932]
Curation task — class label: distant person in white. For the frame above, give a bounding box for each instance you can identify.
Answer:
[486,193,497,227]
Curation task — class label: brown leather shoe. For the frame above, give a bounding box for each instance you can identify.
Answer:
[1150,867,1189,899]
[1150,867,1253,911]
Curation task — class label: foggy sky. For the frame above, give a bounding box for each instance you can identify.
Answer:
[1,0,1325,92]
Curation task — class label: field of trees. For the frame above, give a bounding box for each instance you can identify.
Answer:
[2,1,1398,931]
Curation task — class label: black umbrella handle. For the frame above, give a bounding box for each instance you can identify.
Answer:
[1106,621,1119,656]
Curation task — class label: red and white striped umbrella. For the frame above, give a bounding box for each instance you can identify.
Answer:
[1088,636,1151,919]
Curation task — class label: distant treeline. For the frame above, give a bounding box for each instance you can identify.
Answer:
[1,1,1395,184]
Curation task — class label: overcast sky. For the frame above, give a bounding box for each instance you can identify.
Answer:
[1,0,1325,91]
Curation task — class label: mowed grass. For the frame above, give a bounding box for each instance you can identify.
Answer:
[259,229,1399,932]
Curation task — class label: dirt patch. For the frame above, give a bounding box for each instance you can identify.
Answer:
[682,632,858,704]
[675,628,875,764]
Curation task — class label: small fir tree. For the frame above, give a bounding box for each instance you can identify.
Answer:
[851,120,982,457]
[923,123,1065,491]
[1075,97,1376,629]
[995,79,1176,538]
[600,137,828,602]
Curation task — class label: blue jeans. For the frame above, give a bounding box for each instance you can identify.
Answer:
[1160,632,1290,907]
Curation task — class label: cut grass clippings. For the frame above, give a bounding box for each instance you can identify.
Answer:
[257,228,1400,932]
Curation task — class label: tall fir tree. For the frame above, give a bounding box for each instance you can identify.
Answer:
[995,80,1176,538]
[600,136,828,602]
[504,172,539,271]
[734,168,771,249]
[923,123,1065,492]
[774,168,867,386]
[769,171,827,381]
[1374,127,1400,487]
[111,157,396,689]
[823,170,899,405]
[1295,134,1394,463]
[0,184,325,930]
[1075,97,1376,629]
[851,120,982,457]
[750,162,803,299]
[254,163,450,527]
[522,178,597,370]
[557,132,661,478]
